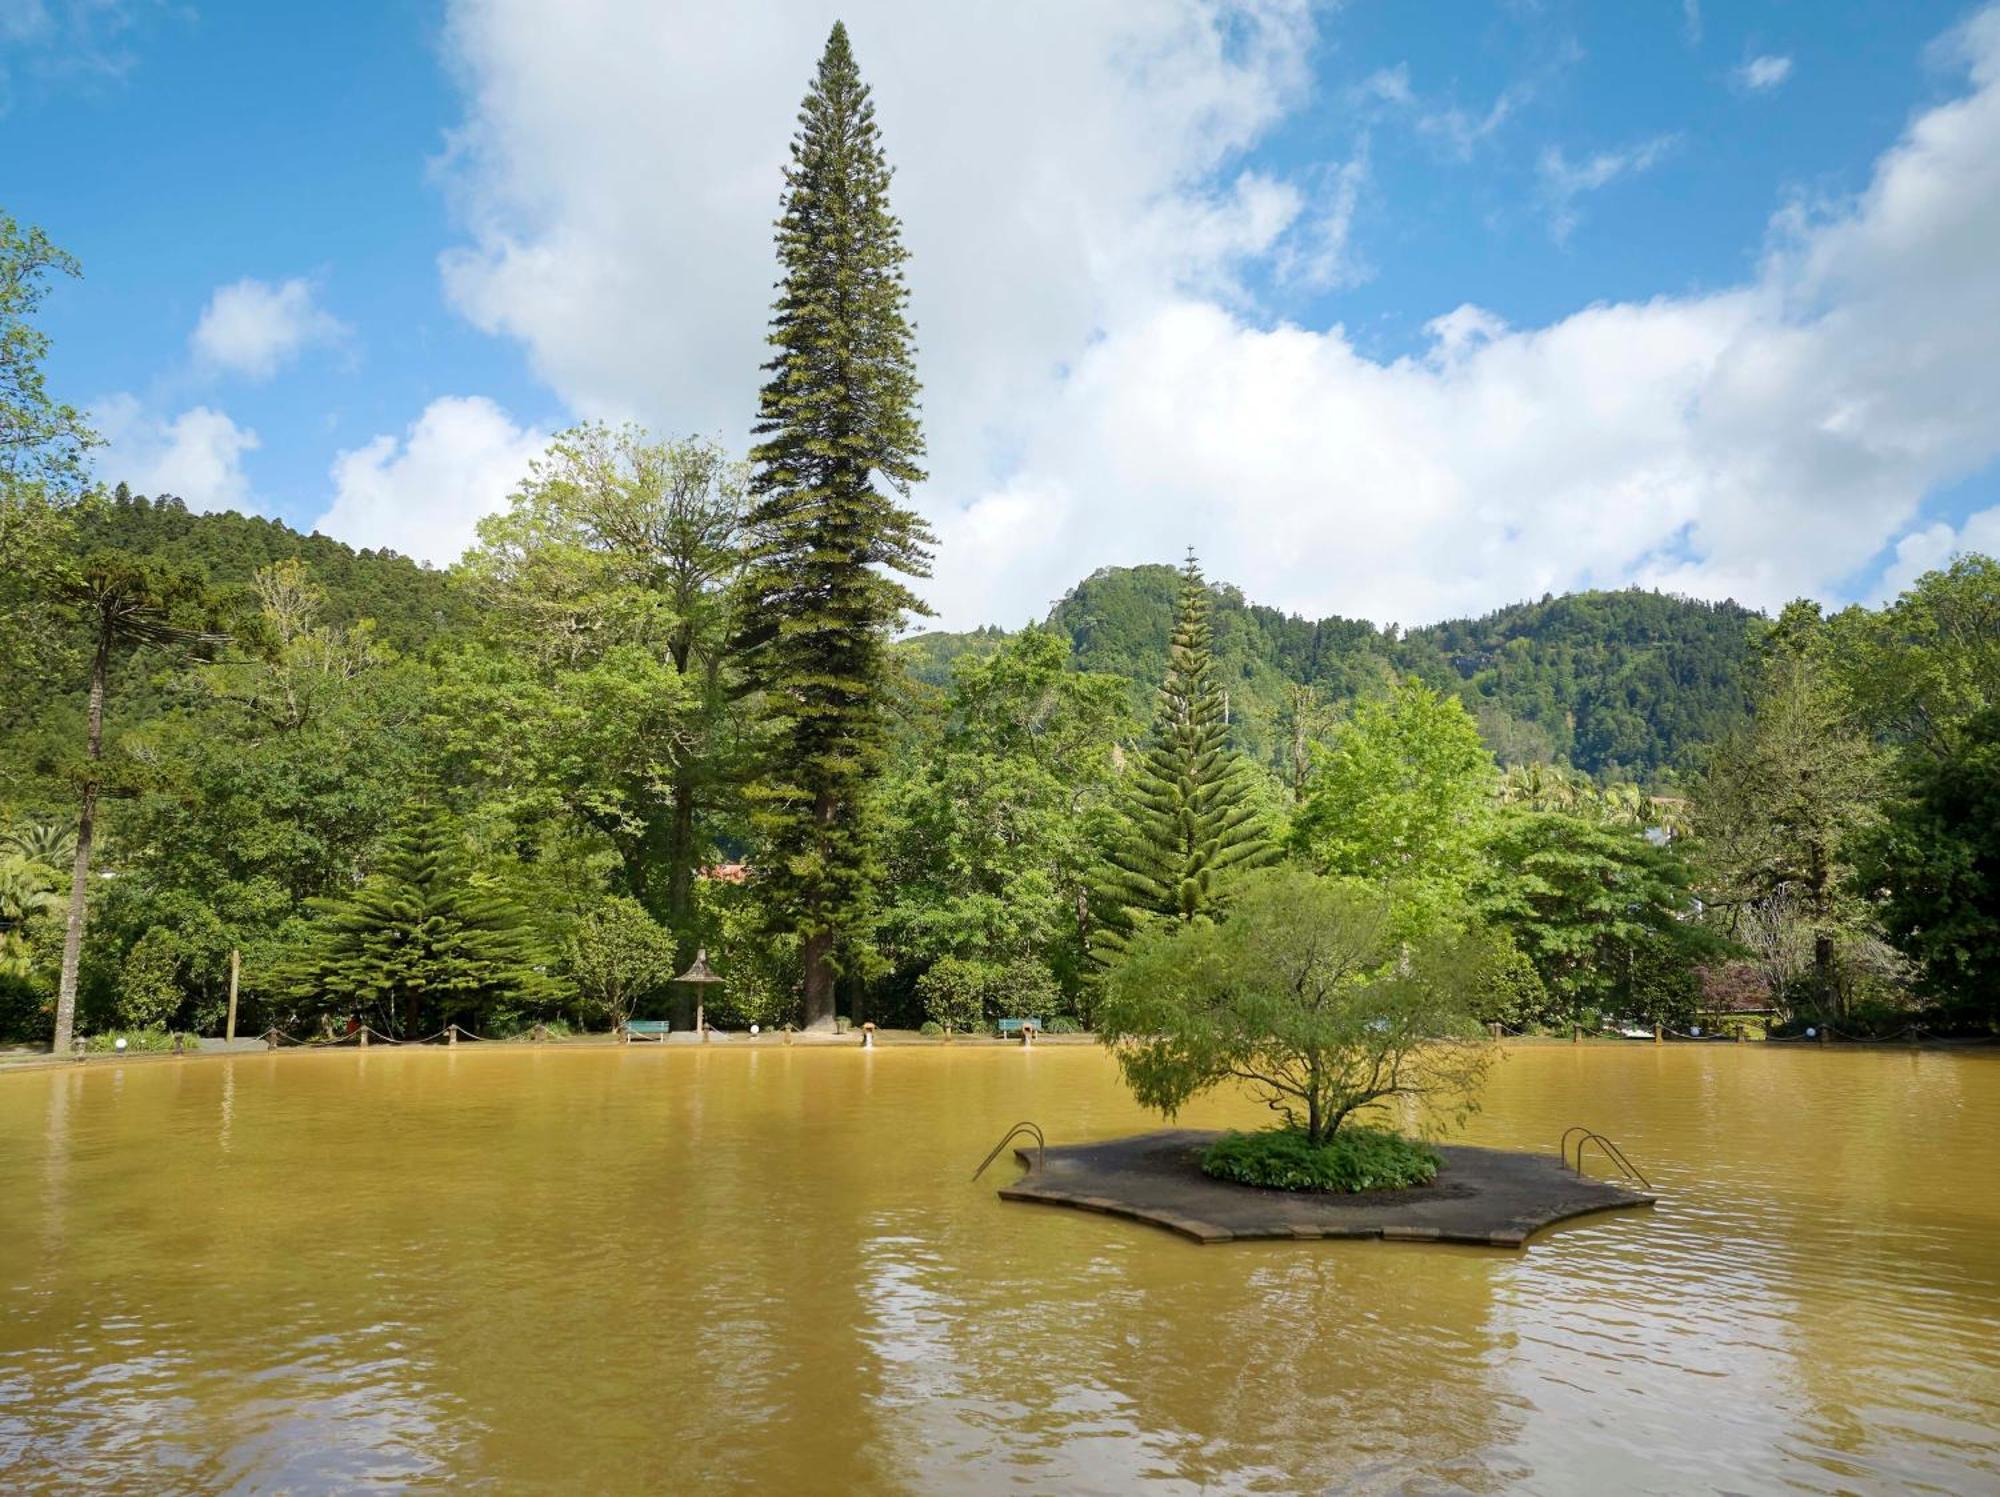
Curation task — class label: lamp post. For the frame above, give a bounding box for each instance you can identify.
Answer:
[672,949,724,1041]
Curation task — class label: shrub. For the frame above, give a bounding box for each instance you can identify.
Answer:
[1200,1126,1441,1193]
[1044,1015,1083,1034]
[918,1020,943,1036]
[916,956,993,1033]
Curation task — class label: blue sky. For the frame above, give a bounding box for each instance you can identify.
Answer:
[7,0,1999,629]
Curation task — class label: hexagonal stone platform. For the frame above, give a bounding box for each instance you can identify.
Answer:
[995,1129,1655,1248]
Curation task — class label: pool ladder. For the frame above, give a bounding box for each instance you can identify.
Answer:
[1559,1126,1652,1190]
[973,1121,1046,1180]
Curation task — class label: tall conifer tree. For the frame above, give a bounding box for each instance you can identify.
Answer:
[740,22,933,1028]
[1094,556,1275,960]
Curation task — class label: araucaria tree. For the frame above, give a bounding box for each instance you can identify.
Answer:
[1094,556,1274,959]
[740,22,934,1028]
[283,805,550,1038]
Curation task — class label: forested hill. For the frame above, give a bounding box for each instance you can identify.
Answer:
[908,564,1762,781]
[36,498,1756,783]
[78,489,470,651]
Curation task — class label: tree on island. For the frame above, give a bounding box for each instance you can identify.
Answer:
[738,22,934,1028]
[1097,868,1495,1149]
[1093,555,1275,961]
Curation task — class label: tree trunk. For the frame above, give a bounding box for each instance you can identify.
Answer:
[667,776,697,958]
[51,624,110,1055]
[801,929,836,1031]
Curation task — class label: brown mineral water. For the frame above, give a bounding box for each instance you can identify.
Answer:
[1,1044,1996,1493]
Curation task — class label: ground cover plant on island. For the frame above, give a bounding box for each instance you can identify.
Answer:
[1096,868,1496,1193]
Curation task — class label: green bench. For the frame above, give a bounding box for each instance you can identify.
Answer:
[997,1017,1043,1038]
[625,1019,671,1041]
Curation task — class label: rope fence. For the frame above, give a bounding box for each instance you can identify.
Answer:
[259,1021,518,1050]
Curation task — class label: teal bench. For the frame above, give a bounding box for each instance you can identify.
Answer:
[997,1017,1043,1037]
[626,1019,671,1041]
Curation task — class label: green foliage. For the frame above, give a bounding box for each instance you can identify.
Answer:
[83,1028,189,1053]
[738,23,934,1026]
[1473,938,1558,1030]
[280,805,554,1037]
[116,927,190,1031]
[1474,811,1721,1024]
[919,564,1758,779]
[1043,1015,1084,1035]
[565,896,679,1029]
[460,424,746,944]
[1,210,97,495]
[877,626,1130,1010]
[1863,705,2000,1027]
[916,956,990,1033]
[1200,1126,1440,1193]
[917,1019,943,1036]
[1692,610,1887,1018]
[1289,676,1493,929]
[1095,557,1276,959]
[1098,868,1494,1145]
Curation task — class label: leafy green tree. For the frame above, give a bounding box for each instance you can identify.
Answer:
[1,212,96,691]
[1473,811,1719,1028]
[1290,676,1493,930]
[461,424,746,950]
[282,804,553,1037]
[1097,868,1495,1145]
[876,626,1130,1010]
[738,22,934,1027]
[1693,604,1886,1018]
[1828,555,2000,764]
[1863,704,2000,1028]
[566,896,679,1031]
[1095,557,1274,959]
[0,211,96,493]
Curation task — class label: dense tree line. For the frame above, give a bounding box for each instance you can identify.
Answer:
[3,29,1996,1050]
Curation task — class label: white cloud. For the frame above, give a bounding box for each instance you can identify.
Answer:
[1877,508,2000,599]
[432,0,2000,632]
[314,396,545,564]
[1537,134,1678,243]
[191,277,348,380]
[1737,55,1794,93]
[91,395,260,511]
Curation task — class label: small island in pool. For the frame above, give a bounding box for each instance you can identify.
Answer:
[1015,869,1660,1247]
[996,1129,1656,1247]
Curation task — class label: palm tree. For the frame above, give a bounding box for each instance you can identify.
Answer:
[0,854,61,979]
[1,821,75,868]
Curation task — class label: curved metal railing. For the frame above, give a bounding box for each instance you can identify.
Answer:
[1558,1125,1652,1190]
[973,1120,1047,1180]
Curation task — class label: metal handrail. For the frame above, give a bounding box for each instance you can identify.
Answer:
[1559,1125,1593,1165]
[1577,1133,1651,1190]
[1558,1125,1652,1190]
[973,1121,1046,1180]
